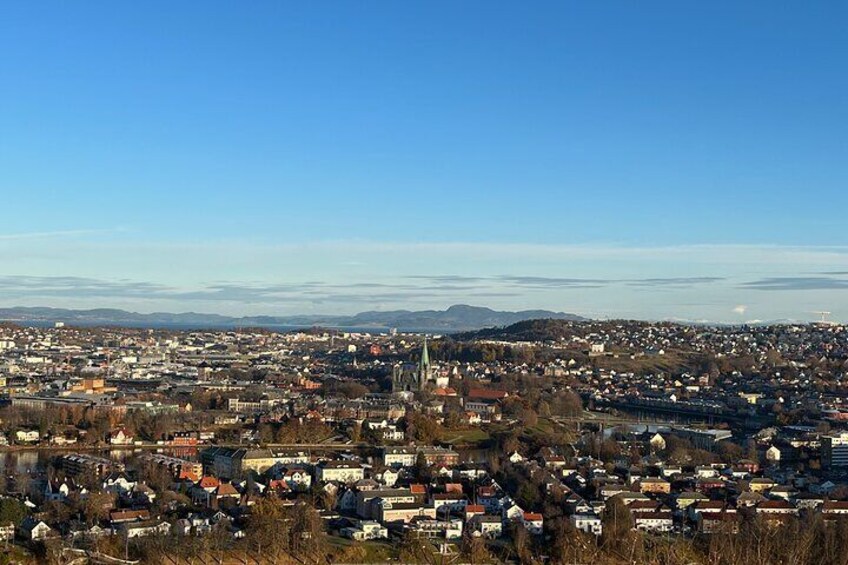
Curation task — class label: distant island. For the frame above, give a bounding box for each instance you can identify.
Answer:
[0,304,587,332]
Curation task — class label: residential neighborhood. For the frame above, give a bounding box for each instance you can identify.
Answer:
[1,320,848,562]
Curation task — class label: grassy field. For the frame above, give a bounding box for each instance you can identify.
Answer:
[327,536,397,562]
[439,427,491,446]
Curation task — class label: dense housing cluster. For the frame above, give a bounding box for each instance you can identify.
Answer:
[2,320,848,563]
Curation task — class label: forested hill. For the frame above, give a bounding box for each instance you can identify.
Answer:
[453,318,587,341]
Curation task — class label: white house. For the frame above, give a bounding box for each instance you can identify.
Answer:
[502,501,525,522]
[15,430,39,443]
[508,451,525,464]
[381,447,417,468]
[633,511,673,533]
[522,512,544,535]
[432,492,467,513]
[103,472,137,495]
[340,520,389,541]
[408,519,463,540]
[316,461,365,484]
[109,428,134,446]
[695,466,719,479]
[43,480,81,502]
[281,467,313,490]
[375,468,399,487]
[365,419,405,442]
[660,465,683,478]
[453,465,488,481]
[570,513,603,536]
[470,515,503,538]
[123,521,171,538]
[356,488,417,519]
[20,518,52,540]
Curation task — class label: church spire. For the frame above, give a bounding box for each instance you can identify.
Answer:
[418,336,431,387]
[420,336,430,370]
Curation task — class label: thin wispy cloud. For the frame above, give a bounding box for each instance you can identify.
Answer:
[741,276,848,291]
[0,276,170,297]
[21,239,848,264]
[0,275,520,307]
[0,228,120,241]
[0,272,726,310]
[405,275,489,283]
[497,276,610,288]
[408,274,725,290]
[625,277,725,287]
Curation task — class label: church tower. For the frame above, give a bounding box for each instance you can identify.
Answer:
[392,337,434,393]
[418,336,432,387]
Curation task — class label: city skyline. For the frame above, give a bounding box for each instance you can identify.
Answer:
[2,2,847,321]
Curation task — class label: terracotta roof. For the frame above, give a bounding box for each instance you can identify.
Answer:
[215,483,239,496]
[110,509,150,523]
[757,500,794,509]
[467,388,508,400]
[179,470,200,482]
[198,476,220,489]
[268,479,290,490]
[629,500,661,511]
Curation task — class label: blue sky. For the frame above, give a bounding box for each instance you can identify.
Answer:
[1,2,847,321]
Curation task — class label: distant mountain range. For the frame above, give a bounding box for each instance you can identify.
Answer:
[0,304,587,332]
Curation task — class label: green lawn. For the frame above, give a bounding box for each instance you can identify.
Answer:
[327,536,397,562]
[440,427,491,445]
[361,540,397,562]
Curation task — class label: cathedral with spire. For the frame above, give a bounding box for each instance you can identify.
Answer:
[392,337,441,393]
